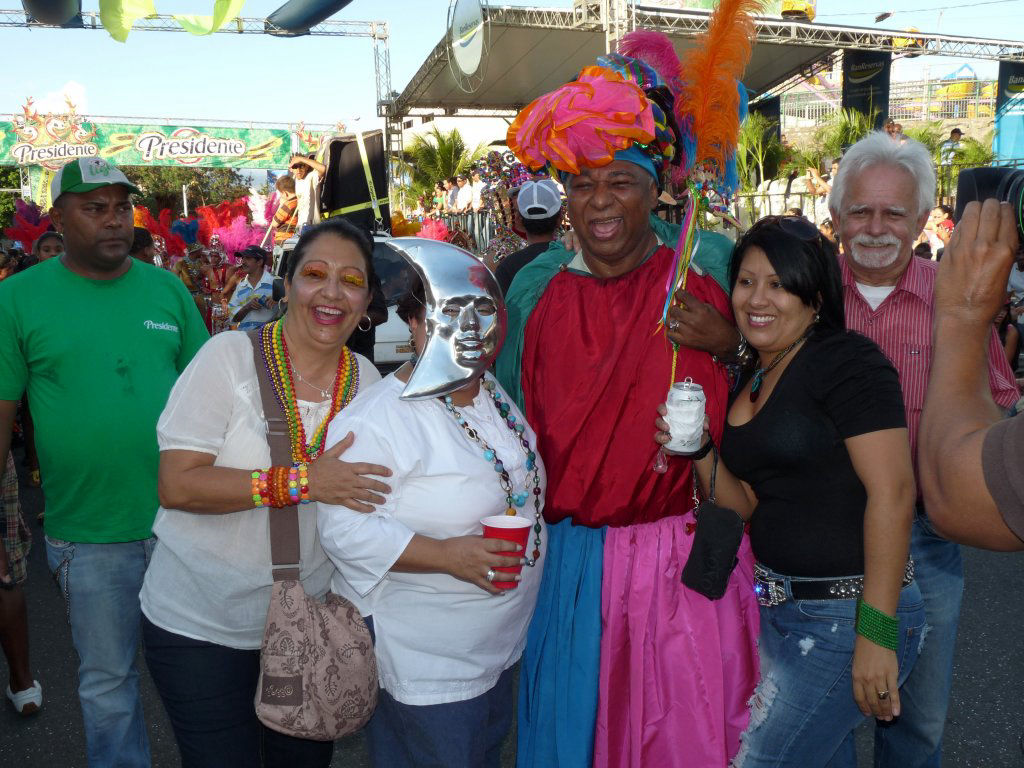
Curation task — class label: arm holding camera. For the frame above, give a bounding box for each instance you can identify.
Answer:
[919,199,1024,551]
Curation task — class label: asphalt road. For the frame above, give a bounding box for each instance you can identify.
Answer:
[2,448,1022,767]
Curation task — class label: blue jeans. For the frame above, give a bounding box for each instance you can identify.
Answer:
[141,617,334,768]
[872,511,963,768]
[736,567,925,768]
[363,616,515,768]
[365,665,515,768]
[45,536,155,768]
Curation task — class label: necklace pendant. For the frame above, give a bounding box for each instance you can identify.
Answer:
[749,372,764,403]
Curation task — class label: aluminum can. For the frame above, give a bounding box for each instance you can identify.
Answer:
[664,377,706,454]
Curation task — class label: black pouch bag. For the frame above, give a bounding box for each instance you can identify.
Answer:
[681,445,745,600]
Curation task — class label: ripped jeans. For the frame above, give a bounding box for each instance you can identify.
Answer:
[734,567,925,768]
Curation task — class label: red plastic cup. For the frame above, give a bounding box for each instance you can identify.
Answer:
[481,515,531,589]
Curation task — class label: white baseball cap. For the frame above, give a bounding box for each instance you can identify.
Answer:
[517,179,562,220]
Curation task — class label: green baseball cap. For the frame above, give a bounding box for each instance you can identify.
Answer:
[51,158,141,206]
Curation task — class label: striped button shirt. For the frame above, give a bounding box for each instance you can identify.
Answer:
[840,254,1019,480]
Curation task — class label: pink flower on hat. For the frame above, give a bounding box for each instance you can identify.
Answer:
[507,66,656,175]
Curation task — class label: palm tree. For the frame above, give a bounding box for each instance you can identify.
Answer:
[736,112,786,192]
[903,120,946,157]
[956,132,995,167]
[942,131,996,199]
[397,127,489,205]
[811,108,878,164]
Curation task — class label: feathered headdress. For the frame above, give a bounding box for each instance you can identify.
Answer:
[135,206,186,260]
[418,218,451,243]
[211,216,267,259]
[196,199,252,246]
[4,199,53,254]
[618,0,760,197]
[613,2,762,338]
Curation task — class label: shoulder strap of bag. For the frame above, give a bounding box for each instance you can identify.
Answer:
[248,328,301,582]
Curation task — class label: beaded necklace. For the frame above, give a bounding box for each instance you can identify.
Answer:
[259,319,360,462]
[442,379,543,565]
[749,323,814,402]
[182,254,204,289]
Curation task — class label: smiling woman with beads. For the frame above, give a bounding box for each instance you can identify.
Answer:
[317,266,546,768]
[139,218,390,768]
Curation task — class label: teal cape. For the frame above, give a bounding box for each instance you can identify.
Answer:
[495,215,735,411]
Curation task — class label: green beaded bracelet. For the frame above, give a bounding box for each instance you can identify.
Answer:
[855,598,900,651]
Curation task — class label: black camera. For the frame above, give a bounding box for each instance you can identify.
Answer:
[954,167,1024,243]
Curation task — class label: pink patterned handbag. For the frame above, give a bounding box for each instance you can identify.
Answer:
[249,331,378,740]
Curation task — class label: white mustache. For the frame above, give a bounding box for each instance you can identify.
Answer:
[851,234,901,249]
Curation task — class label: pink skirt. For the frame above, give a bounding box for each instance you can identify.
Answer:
[594,513,760,768]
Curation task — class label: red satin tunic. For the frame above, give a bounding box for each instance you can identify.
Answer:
[521,244,731,528]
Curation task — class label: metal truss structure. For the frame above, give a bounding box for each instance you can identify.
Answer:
[393,2,1024,122]
[0,9,402,195]
[0,9,385,37]
[494,3,1024,61]
[637,6,1024,61]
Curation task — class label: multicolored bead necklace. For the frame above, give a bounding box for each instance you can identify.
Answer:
[442,379,543,565]
[259,319,360,463]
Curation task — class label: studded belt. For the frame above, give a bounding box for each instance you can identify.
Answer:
[754,560,915,607]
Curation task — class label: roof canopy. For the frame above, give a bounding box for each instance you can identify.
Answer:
[393,4,1024,117]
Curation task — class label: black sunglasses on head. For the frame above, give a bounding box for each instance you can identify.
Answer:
[746,214,822,242]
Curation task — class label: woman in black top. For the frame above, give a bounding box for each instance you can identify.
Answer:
[658,216,925,768]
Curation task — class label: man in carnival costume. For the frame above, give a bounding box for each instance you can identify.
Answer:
[497,3,764,766]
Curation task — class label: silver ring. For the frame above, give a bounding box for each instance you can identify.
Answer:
[667,319,680,331]
[486,568,496,582]
[877,690,890,700]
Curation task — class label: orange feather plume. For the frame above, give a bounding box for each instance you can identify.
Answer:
[678,0,762,173]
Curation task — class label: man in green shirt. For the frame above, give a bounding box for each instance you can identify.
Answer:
[0,158,208,767]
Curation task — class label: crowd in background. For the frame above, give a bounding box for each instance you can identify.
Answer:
[1,115,1022,768]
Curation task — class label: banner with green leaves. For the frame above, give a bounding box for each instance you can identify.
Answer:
[1,118,293,170]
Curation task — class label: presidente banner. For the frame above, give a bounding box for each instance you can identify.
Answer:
[995,60,1024,163]
[1,102,294,170]
[841,50,892,131]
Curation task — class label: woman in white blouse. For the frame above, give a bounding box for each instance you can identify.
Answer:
[139,218,391,768]
[318,277,546,768]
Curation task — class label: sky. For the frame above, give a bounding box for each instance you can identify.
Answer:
[1,0,1022,129]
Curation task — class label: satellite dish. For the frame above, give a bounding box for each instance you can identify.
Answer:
[447,0,490,93]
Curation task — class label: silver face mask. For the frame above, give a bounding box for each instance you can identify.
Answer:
[387,237,507,400]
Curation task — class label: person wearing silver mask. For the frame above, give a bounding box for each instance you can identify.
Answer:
[317,238,547,768]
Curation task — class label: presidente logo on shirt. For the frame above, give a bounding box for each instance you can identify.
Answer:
[144,319,179,332]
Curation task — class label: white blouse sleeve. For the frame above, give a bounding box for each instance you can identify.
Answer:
[157,332,247,455]
[317,409,415,598]
[354,353,382,390]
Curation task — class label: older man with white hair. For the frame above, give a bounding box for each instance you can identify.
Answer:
[828,132,1018,767]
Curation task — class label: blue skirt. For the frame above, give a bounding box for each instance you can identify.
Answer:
[516,519,606,768]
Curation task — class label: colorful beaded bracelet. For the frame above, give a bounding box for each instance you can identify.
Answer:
[288,462,311,504]
[252,464,311,508]
[251,469,270,507]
